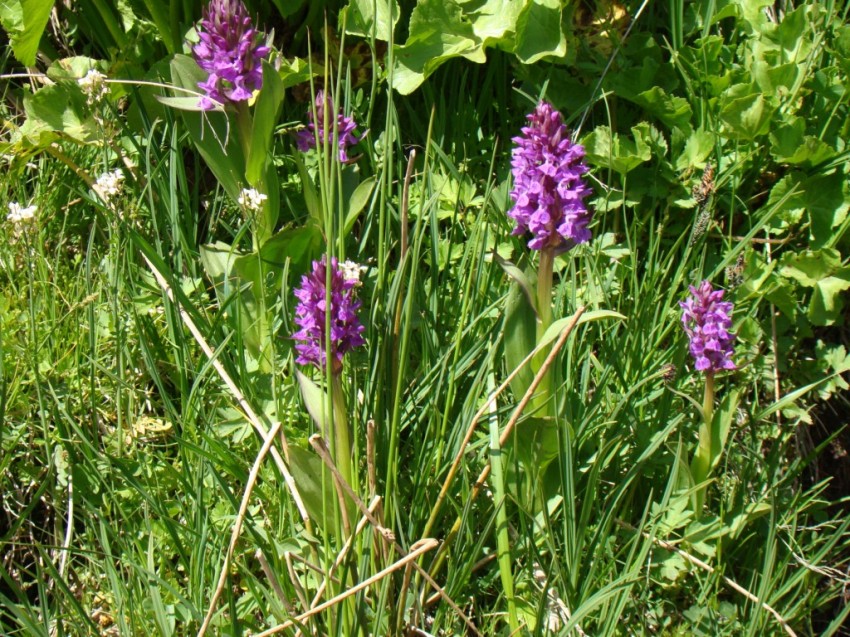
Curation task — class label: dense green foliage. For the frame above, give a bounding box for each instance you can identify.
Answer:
[2,1,850,635]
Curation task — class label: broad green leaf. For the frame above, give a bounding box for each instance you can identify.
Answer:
[769,117,835,166]
[582,125,652,174]
[247,61,284,186]
[753,60,801,96]
[0,0,52,66]
[719,90,774,140]
[199,242,265,356]
[710,389,739,472]
[18,83,97,144]
[691,388,740,495]
[255,223,323,271]
[805,172,850,248]
[634,86,692,131]
[513,0,566,64]
[341,0,400,41]
[494,254,536,312]
[779,248,841,286]
[170,54,245,203]
[764,282,797,319]
[762,172,805,229]
[344,176,376,236]
[287,445,336,531]
[835,25,850,75]
[270,0,306,18]
[538,310,626,350]
[779,249,850,325]
[392,0,482,95]
[809,272,850,326]
[503,274,537,401]
[632,121,667,159]
[814,342,850,400]
[278,57,314,89]
[771,3,816,60]
[675,128,715,171]
[606,53,662,101]
[513,416,560,469]
[468,0,525,45]
[292,151,322,227]
[155,96,224,112]
[295,371,329,434]
[46,56,103,81]
[735,0,774,32]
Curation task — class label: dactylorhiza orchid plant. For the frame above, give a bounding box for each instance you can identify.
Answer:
[167,0,286,373]
[296,90,363,163]
[190,0,278,246]
[293,256,365,491]
[508,101,592,411]
[680,280,737,514]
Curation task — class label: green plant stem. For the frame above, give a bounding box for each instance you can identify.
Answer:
[691,371,715,516]
[489,414,519,633]
[233,103,272,248]
[331,374,355,499]
[532,248,555,413]
[233,103,276,371]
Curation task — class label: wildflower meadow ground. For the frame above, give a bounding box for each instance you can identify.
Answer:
[2,1,850,636]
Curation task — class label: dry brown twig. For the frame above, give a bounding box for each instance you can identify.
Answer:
[308,435,481,636]
[197,419,282,636]
[254,539,440,637]
[426,306,587,580]
[309,496,383,609]
[143,255,310,524]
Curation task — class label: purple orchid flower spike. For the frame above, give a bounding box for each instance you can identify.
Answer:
[192,0,270,110]
[680,280,736,373]
[296,90,363,162]
[293,257,366,374]
[509,101,593,252]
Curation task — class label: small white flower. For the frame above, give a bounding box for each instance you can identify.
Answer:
[78,69,110,104]
[339,259,364,284]
[93,169,124,201]
[237,188,268,212]
[7,202,37,223]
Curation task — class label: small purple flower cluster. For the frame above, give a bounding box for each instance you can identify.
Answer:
[509,101,592,252]
[680,281,736,373]
[192,0,270,110]
[293,257,365,374]
[296,90,362,162]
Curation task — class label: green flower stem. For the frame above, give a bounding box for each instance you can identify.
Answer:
[331,374,355,498]
[691,371,715,516]
[489,416,519,632]
[533,248,555,413]
[234,102,253,169]
[235,103,275,371]
[234,103,273,248]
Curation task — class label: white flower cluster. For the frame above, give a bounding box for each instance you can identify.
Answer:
[7,202,37,224]
[237,188,267,212]
[78,69,110,105]
[94,169,125,201]
[339,259,364,285]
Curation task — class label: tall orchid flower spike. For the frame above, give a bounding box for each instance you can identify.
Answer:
[509,101,593,253]
[680,280,736,373]
[680,280,737,517]
[293,256,365,375]
[296,90,363,162]
[192,0,270,110]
